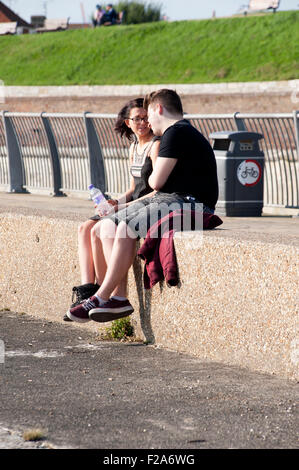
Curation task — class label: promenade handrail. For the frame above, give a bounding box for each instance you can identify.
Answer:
[1,110,298,209]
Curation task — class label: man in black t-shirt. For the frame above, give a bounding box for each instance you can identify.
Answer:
[101,90,218,238]
[145,89,218,211]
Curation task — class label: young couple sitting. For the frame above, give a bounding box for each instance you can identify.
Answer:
[64,89,218,324]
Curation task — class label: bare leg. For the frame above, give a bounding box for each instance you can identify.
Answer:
[90,221,107,285]
[112,273,128,298]
[77,219,98,284]
[95,218,129,298]
[96,220,137,300]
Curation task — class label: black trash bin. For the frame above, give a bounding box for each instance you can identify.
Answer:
[210,131,264,216]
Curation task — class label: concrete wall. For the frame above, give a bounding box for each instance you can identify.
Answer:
[0,196,298,381]
[1,81,298,113]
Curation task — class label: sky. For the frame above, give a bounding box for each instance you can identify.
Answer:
[6,0,299,23]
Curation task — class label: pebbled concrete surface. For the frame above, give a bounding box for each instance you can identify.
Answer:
[1,193,298,380]
[0,311,298,450]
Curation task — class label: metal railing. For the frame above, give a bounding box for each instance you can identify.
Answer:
[1,111,298,209]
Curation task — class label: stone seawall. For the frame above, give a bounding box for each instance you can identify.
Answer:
[0,193,298,381]
[1,81,298,113]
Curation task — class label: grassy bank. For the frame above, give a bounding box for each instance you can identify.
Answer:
[0,11,298,85]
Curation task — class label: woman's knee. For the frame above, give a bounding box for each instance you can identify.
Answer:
[117,221,137,240]
[91,221,102,241]
[99,218,118,240]
[78,219,96,238]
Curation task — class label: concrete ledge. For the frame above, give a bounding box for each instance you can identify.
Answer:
[0,195,298,381]
[133,232,298,382]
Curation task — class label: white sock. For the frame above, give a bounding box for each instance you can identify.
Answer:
[95,295,108,305]
[111,295,127,301]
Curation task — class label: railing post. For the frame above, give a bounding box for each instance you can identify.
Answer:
[293,110,299,161]
[234,112,247,131]
[1,111,28,193]
[41,113,65,196]
[84,112,106,193]
[292,111,299,215]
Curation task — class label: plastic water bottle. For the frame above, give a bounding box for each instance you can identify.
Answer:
[88,184,112,216]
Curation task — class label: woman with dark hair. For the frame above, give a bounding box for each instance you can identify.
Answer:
[64,98,160,321]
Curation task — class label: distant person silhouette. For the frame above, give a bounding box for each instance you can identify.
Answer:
[99,3,118,26]
[92,4,104,27]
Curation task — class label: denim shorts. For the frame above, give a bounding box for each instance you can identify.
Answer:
[104,192,213,239]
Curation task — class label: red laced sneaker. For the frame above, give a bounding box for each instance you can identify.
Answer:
[66,296,102,323]
[89,298,134,323]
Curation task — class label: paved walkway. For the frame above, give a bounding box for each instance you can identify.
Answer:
[0,311,298,450]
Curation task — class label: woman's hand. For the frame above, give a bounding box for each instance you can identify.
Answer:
[106,199,130,214]
[113,202,128,212]
[107,199,118,209]
[95,199,118,217]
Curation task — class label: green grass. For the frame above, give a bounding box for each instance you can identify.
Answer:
[104,317,134,340]
[0,11,298,85]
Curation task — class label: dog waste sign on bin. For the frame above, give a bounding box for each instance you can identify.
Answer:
[210,131,264,216]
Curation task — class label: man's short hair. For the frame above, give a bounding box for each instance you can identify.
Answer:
[144,89,183,116]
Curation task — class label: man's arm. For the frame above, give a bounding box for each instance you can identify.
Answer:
[148,157,177,191]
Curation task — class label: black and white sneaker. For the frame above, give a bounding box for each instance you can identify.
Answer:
[63,283,99,321]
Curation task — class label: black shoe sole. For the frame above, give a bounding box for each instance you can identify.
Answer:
[63,302,79,321]
[63,314,73,322]
[89,309,133,323]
